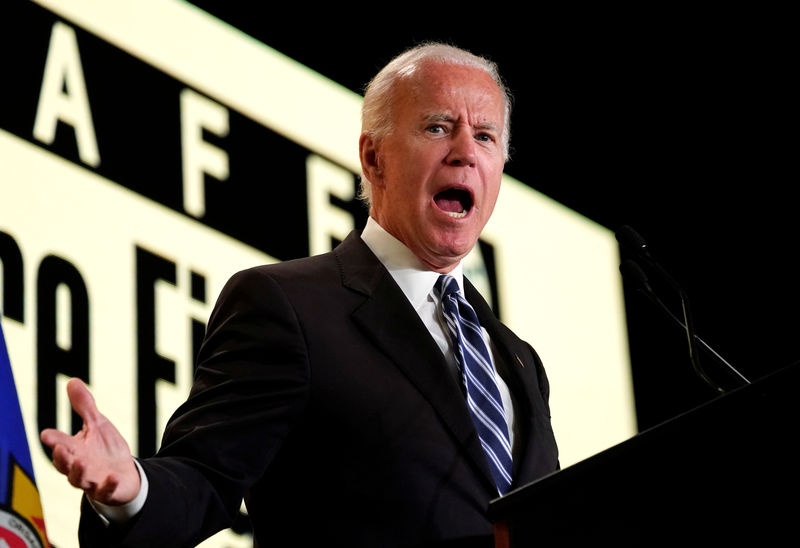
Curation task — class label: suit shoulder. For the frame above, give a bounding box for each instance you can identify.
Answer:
[228,251,339,285]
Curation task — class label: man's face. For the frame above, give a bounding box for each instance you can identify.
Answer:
[362,62,506,273]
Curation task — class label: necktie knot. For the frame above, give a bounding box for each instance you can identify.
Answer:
[434,274,459,302]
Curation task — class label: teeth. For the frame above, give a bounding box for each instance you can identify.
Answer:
[445,210,467,219]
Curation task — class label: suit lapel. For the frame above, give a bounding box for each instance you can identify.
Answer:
[333,232,497,490]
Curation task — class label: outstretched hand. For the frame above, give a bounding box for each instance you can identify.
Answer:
[40,378,141,506]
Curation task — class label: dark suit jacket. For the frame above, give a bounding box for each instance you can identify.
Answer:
[79,231,559,547]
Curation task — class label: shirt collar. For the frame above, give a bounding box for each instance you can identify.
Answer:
[360,216,464,309]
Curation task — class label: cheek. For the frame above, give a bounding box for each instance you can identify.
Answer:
[390,168,428,204]
[476,182,502,221]
[485,165,504,199]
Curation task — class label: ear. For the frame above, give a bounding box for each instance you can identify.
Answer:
[359,132,383,185]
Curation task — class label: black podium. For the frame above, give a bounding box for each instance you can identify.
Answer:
[489,362,800,546]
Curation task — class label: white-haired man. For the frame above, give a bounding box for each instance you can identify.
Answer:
[42,43,559,547]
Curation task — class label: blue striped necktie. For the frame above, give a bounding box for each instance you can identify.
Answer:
[434,274,513,495]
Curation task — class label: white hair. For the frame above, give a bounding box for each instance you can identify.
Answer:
[359,42,513,206]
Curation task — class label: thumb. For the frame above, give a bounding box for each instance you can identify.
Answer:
[66,377,103,426]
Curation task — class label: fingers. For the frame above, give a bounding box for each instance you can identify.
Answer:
[93,474,121,503]
[40,427,74,451]
[50,443,74,477]
[66,455,93,492]
[48,441,83,489]
[50,444,96,496]
[51,443,111,498]
[66,377,103,426]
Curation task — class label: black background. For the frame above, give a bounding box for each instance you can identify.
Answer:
[193,5,798,429]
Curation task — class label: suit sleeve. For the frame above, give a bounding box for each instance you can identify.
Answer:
[78,267,311,548]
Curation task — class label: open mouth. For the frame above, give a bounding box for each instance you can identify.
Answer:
[434,188,473,219]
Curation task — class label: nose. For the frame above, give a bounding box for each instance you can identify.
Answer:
[446,126,477,167]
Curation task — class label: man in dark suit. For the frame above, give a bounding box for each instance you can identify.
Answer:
[41,42,559,547]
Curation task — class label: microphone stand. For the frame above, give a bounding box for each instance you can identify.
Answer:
[620,259,751,391]
[616,226,750,393]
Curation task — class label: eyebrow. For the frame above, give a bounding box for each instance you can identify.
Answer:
[422,113,501,132]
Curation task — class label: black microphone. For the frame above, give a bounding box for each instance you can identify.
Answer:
[616,225,749,393]
[620,259,751,390]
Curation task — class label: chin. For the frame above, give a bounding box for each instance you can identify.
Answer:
[430,237,477,264]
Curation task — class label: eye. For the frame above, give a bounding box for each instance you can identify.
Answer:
[427,124,446,134]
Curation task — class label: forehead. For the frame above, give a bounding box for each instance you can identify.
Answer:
[393,62,505,123]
